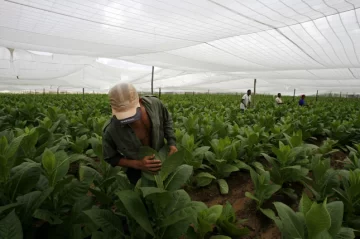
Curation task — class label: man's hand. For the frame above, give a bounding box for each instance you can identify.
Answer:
[168,146,178,156]
[136,155,162,173]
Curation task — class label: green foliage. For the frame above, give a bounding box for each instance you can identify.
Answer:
[245,169,281,208]
[304,155,340,202]
[263,194,355,239]
[1,93,360,239]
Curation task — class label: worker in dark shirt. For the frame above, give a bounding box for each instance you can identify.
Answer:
[102,83,178,184]
[299,94,306,106]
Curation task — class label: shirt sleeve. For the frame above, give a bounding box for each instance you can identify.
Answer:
[161,102,176,146]
[242,94,246,100]
[102,130,123,167]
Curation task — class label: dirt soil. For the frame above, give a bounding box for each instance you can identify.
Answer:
[330,151,348,169]
[187,171,284,239]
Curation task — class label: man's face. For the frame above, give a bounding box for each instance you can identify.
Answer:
[247,91,251,96]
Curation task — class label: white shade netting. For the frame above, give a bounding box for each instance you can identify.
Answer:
[0,0,360,94]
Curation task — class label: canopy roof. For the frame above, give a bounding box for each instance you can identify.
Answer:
[0,0,360,94]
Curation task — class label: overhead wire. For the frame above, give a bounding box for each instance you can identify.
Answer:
[301,0,354,67]
[321,0,360,66]
[208,0,326,68]
[256,0,332,67]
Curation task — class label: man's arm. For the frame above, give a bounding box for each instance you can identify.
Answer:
[161,102,176,146]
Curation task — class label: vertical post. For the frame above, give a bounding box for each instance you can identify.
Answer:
[293,89,296,102]
[253,78,257,107]
[57,87,59,95]
[151,66,154,95]
[82,88,85,99]
[340,92,341,98]
[316,90,319,102]
[159,87,161,99]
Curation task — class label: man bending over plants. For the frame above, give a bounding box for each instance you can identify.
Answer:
[102,83,178,184]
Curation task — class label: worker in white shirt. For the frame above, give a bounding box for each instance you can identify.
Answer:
[240,90,251,112]
[275,93,283,105]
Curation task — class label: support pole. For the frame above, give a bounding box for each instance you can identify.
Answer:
[159,87,161,99]
[340,92,341,98]
[253,78,257,107]
[151,66,154,95]
[293,89,296,102]
[82,88,85,99]
[316,90,319,102]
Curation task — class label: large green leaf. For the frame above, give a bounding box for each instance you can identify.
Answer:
[59,179,91,206]
[84,209,124,236]
[217,179,229,195]
[139,187,166,197]
[159,204,199,228]
[206,205,223,223]
[164,164,193,191]
[162,217,194,239]
[326,201,344,236]
[33,209,63,225]
[161,150,185,180]
[0,156,7,182]
[42,148,56,175]
[7,162,41,200]
[196,172,216,187]
[0,210,23,239]
[16,187,53,224]
[4,135,25,160]
[116,190,154,236]
[299,193,313,216]
[0,136,8,155]
[305,200,331,238]
[274,202,304,238]
[162,190,192,216]
[49,151,70,186]
[334,227,355,239]
[0,203,22,216]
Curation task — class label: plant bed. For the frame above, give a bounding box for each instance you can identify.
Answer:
[187,172,281,239]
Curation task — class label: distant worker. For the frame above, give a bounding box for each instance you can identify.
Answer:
[299,94,306,106]
[275,93,283,105]
[102,83,178,185]
[240,89,251,112]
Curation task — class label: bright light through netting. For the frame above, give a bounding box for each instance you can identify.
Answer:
[0,0,360,94]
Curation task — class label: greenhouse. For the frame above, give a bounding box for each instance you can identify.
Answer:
[0,0,360,238]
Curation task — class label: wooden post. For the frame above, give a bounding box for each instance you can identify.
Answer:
[293,89,296,102]
[316,90,319,102]
[253,78,257,107]
[151,66,154,95]
[159,87,161,99]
